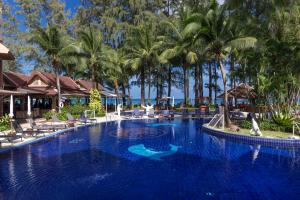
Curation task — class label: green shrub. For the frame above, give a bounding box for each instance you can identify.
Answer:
[89,89,104,115]
[43,110,67,121]
[239,120,252,129]
[43,110,56,120]
[0,114,10,131]
[62,104,89,118]
[239,119,290,132]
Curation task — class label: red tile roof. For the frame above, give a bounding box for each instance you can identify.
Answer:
[28,71,81,91]
[3,71,29,87]
[76,79,106,92]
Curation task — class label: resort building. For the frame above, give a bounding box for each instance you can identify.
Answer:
[0,70,116,118]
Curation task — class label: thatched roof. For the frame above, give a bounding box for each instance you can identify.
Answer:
[218,83,257,99]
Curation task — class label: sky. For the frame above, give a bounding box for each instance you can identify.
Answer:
[6,0,225,100]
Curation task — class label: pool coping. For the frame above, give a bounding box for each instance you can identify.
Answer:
[202,124,300,148]
[0,123,99,154]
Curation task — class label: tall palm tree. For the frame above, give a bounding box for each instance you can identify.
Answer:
[77,26,105,88]
[125,23,161,106]
[189,4,257,126]
[159,7,198,105]
[32,25,78,112]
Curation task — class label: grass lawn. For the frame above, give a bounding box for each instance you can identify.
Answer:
[224,128,295,139]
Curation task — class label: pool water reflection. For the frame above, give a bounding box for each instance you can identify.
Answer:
[0,119,300,200]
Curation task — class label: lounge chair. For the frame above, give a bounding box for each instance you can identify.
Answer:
[148,109,155,118]
[51,115,68,129]
[160,110,173,119]
[67,113,89,125]
[79,112,97,123]
[27,118,55,133]
[181,108,190,118]
[14,120,47,138]
[193,109,203,118]
[132,109,143,118]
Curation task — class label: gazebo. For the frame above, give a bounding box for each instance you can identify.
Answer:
[218,83,257,111]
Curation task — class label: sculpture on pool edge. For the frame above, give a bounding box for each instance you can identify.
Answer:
[248,113,262,136]
[142,104,154,115]
[128,144,181,160]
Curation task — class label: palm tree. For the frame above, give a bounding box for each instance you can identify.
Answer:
[32,25,79,112]
[125,23,161,106]
[189,4,257,126]
[77,26,105,88]
[159,7,198,105]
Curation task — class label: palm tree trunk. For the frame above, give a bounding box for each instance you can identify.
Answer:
[141,65,145,107]
[214,61,218,104]
[183,63,188,105]
[92,64,97,88]
[53,60,61,113]
[199,63,203,100]
[194,64,199,107]
[156,71,159,107]
[114,80,119,97]
[147,66,151,105]
[167,65,171,106]
[121,83,126,106]
[127,82,132,109]
[218,59,231,127]
[208,61,212,104]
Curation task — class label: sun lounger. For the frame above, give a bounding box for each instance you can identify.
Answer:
[1,121,25,143]
[132,109,143,118]
[193,109,203,117]
[14,120,47,138]
[51,115,68,129]
[27,118,55,132]
[181,108,190,118]
[160,110,174,119]
[79,112,97,123]
[148,109,155,118]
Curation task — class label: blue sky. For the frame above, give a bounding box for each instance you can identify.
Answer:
[7,0,224,99]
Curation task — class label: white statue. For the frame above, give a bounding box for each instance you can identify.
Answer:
[142,104,154,115]
[117,104,122,117]
[249,113,262,136]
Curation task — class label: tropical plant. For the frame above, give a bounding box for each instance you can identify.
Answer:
[31,25,79,112]
[188,3,257,126]
[125,21,162,106]
[159,7,198,105]
[89,88,104,115]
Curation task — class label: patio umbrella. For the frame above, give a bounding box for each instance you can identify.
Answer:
[9,94,14,118]
[27,95,31,116]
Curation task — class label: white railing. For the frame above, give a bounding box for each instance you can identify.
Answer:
[207,114,224,130]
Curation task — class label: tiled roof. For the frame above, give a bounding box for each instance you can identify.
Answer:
[28,71,81,91]
[3,71,29,87]
[76,79,106,92]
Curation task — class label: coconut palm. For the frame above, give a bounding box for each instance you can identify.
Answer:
[159,7,198,105]
[125,23,162,106]
[77,26,106,88]
[188,4,257,126]
[31,25,79,112]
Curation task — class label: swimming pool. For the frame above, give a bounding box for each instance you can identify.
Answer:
[0,118,300,199]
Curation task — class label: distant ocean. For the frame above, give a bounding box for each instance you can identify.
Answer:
[104,98,224,106]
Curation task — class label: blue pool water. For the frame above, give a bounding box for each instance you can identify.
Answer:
[1,119,300,200]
